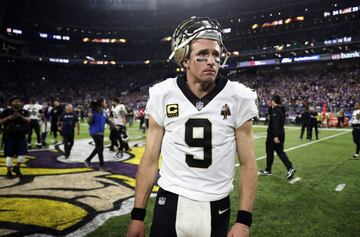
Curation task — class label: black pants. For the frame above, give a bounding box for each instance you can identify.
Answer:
[266,134,293,172]
[109,128,119,148]
[139,117,145,129]
[85,134,104,166]
[63,132,74,157]
[309,122,319,140]
[352,127,360,154]
[27,119,41,145]
[150,188,230,237]
[51,123,59,140]
[300,123,310,139]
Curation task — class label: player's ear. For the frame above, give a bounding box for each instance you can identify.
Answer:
[182,58,190,69]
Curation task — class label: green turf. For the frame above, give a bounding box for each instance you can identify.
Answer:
[29,124,360,236]
[24,121,146,147]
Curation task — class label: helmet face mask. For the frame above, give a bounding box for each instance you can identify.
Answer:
[169,16,228,67]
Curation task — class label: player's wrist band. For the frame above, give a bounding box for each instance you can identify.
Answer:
[236,210,252,227]
[131,208,146,221]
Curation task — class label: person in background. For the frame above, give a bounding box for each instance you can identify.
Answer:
[299,107,310,140]
[126,104,134,127]
[50,99,63,144]
[84,99,116,171]
[0,97,30,179]
[41,100,52,146]
[59,104,80,159]
[23,98,43,149]
[309,106,319,140]
[349,102,360,159]
[260,95,296,180]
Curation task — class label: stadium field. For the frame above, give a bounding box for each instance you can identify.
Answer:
[1,123,359,237]
[88,125,360,237]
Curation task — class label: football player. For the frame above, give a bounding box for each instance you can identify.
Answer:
[50,99,63,144]
[109,97,127,152]
[0,97,30,178]
[127,16,258,237]
[23,98,43,149]
[350,102,360,159]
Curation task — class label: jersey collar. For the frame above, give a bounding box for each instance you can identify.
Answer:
[176,73,228,111]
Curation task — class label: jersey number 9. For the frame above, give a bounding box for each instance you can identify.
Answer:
[185,118,212,168]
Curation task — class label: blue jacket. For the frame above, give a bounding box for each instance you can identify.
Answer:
[89,111,107,135]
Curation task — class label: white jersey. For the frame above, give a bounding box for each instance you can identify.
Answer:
[23,103,43,120]
[146,76,258,201]
[350,109,360,125]
[113,104,126,125]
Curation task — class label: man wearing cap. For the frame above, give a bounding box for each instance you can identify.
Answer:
[127,16,258,237]
[0,97,30,179]
[260,95,296,180]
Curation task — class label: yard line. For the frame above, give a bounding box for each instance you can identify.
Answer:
[335,183,346,192]
[235,130,350,167]
[288,177,301,184]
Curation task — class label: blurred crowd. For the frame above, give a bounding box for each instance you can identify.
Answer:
[0,60,359,119]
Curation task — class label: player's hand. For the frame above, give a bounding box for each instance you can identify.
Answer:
[227,223,249,237]
[126,220,145,237]
[274,137,280,144]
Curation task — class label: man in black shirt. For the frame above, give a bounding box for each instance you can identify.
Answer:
[50,99,63,144]
[309,107,319,140]
[59,104,80,158]
[0,97,30,179]
[300,107,311,140]
[260,95,296,180]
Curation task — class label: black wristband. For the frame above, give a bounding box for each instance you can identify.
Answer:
[236,210,252,227]
[131,208,146,221]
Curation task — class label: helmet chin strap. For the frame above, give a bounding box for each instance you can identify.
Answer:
[220,48,230,68]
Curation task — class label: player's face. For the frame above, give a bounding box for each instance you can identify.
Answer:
[11,99,22,110]
[66,105,73,113]
[183,39,221,83]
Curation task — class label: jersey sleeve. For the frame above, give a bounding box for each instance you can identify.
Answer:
[146,85,165,127]
[234,85,259,128]
[23,109,30,118]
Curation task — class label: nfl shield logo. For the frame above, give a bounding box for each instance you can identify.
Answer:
[195,101,204,111]
[158,197,166,205]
